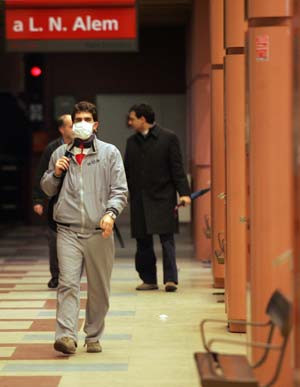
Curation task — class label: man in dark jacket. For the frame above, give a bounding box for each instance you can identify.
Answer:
[124,103,191,292]
[32,114,73,288]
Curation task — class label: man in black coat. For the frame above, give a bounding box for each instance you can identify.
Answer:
[124,104,191,292]
[32,114,73,288]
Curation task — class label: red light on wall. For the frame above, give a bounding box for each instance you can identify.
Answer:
[30,66,42,77]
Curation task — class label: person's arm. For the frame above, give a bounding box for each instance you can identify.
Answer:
[100,146,128,238]
[106,146,128,213]
[40,148,68,197]
[32,145,54,214]
[169,133,191,205]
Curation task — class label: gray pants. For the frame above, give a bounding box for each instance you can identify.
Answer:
[47,228,59,278]
[56,227,114,344]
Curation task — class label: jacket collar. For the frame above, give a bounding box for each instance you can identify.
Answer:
[135,124,160,141]
[150,124,159,138]
[67,136,97,155]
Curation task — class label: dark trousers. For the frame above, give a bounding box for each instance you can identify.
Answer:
[47,228,59,278]
[135,233,178,285]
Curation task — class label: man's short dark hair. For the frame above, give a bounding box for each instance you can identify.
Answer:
[129,103,155,124]
[72,101,98,122]
[57,114,70,129]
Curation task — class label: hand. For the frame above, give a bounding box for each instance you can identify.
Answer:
[55,156,70,177]
[33,204,44,216]
[99,214,114,238]
[179,196,191,206]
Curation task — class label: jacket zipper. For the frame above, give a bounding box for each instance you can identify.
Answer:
[79,163,85,233]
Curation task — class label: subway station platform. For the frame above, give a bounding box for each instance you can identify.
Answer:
[0,224,245,387]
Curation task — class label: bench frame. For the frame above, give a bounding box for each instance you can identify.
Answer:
[195,290,292,387]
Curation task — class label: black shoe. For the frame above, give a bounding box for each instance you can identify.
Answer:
[165,282,177,292]
[48,277,58,288]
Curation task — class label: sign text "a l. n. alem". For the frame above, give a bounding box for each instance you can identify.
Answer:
[13,16,119,33]
[6,8,136,40]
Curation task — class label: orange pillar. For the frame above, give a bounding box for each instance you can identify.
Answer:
[187,0,211,261]
[248,1,294,386]
[224,0,247,332]
[209,0,225,288]
[294,1,300,384]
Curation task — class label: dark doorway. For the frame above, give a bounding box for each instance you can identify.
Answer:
[0,92,31,224]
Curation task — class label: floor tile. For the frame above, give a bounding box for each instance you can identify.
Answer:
[0,225,246,387]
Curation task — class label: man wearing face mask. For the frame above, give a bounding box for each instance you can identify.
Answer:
[41,101,128,355]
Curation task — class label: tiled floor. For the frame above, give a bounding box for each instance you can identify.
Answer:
[0,224,246,387]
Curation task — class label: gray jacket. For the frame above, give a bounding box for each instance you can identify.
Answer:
[41,138,128,234]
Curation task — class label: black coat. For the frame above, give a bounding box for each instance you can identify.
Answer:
[32,137,63,205]
[124,125,190,238]
[32,137,64,230]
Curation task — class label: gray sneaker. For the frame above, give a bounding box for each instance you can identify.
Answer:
[54,337,77,354]
[86,341,102,353]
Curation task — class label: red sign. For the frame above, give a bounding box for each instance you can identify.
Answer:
[255,34,269,62]
[6,8,136,40]
[4,0,138,52]
[6,0,136,8]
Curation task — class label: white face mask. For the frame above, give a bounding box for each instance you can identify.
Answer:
[72,121,94,140]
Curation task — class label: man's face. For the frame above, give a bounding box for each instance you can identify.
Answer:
[59,115,73,143]
[127,111,145,132]
[73,111,99,132]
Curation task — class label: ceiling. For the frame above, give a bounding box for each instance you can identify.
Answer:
[139,0,193,25]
